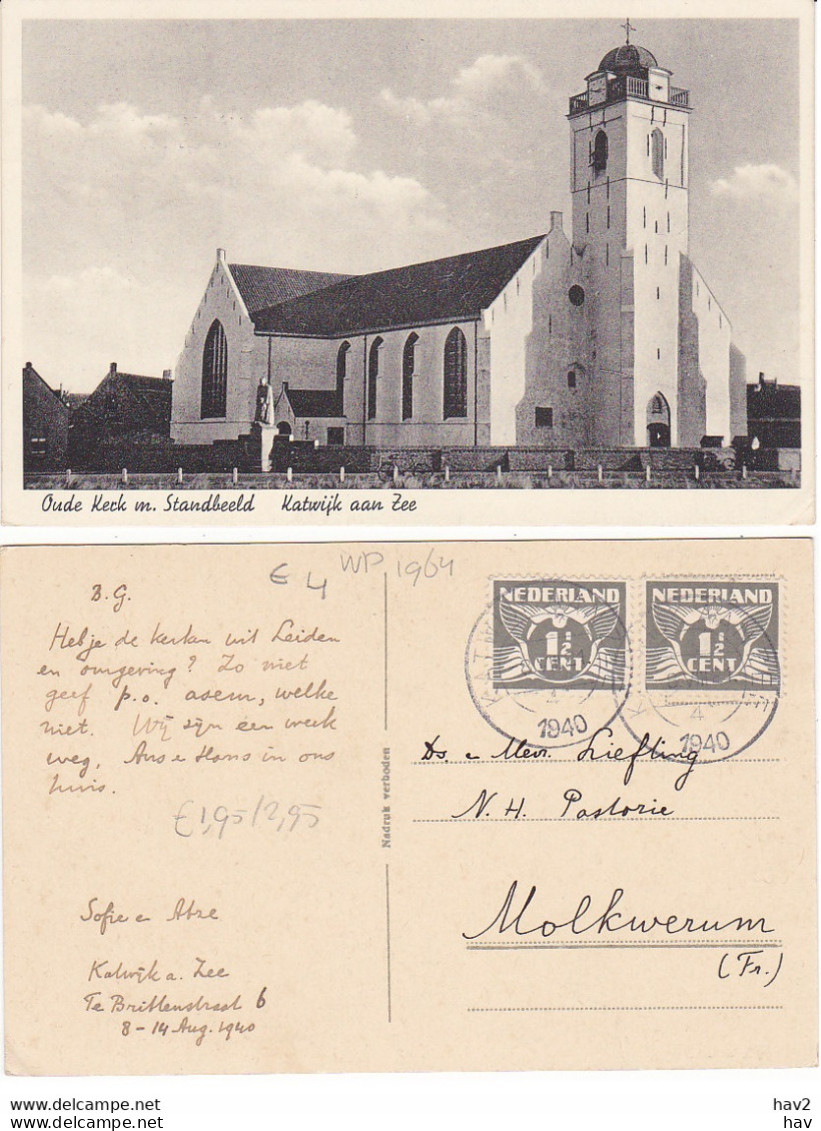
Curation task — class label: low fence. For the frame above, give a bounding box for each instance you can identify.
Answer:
[26,466,799,492]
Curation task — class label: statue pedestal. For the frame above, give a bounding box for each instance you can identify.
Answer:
[250,422,276,472]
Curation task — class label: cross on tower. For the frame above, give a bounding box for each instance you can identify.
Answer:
[621,17,635,44]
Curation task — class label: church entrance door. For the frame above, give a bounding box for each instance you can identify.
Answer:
[646,393,671,448]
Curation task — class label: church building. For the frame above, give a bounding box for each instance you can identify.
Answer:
[170,33,747,463]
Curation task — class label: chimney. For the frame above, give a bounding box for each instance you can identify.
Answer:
[217,248,226,264]
[549,211,563,233]
[162,369,172,380]
[24,361,31,369]
[109,362,117,377]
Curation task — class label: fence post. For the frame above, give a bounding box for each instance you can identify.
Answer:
[444,464,450,483]
[694,463,700,482]
[232,467,238,485]
[645,464,651,484]
[287,466,293,483]
[121,468,128,485]
[496,464,502,483]
[597,464,603,484]
[65,468,72,486]
[177,467,183,485]
[340,466,345,484]
[393,464,399,486]
[548,465,552,480]
[742,463,748,480]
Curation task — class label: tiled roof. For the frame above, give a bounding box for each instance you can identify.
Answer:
[747,382,801,419]
[23,363,67,407]
[251,234,547,338]
[72,373,172,433]
[284,388,342,418]
[229,264,352,315]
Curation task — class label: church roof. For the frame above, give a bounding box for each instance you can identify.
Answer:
[250,234,546,337]
[228,263,352,315]
[598,43,659,75]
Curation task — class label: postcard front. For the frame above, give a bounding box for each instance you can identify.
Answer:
[1,0,813,526]
[2,539,815,1073]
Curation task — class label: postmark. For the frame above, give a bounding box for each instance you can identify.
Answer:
[620,580,780,763]
[465,580,631,750]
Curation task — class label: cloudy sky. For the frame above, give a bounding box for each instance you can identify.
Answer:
[22,18,799,392]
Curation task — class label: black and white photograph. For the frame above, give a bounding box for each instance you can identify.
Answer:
[3,7,813,523]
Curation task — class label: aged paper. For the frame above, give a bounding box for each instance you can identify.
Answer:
[1,0,814,527]
[2,540,815,1074]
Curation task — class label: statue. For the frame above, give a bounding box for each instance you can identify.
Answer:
[255,382,273,425]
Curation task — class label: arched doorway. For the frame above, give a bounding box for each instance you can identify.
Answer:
[276,421,292,437]
[646,392,671,448]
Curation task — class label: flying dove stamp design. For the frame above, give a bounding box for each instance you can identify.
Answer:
[493,581,626,690]
[646,581,779,691]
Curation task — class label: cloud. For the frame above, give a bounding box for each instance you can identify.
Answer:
[380,54,548,127]
[711,164,799,205]
[23,97,453,389]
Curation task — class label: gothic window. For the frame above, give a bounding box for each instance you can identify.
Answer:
[367,337,382,420]
[651,128,664,179]
[592,130,608,176]
[201,319,227,419]
[402,332,418,421]
[443,327,468,419]
[567,370,576,389]
[336,341,350,404]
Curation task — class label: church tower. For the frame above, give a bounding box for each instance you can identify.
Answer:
[567,25,691,446]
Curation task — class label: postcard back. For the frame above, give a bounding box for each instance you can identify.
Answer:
[2,540,816,1073]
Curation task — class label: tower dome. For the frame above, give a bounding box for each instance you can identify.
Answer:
[598,43,658,75]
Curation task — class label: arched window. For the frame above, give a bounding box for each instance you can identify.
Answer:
[368,337,383,421]
[402,333,418,421]
[201,319,227,418]
[651,128,664,179]
[593,130,608,176]
[336,341,350,407]
[443,327,468,419]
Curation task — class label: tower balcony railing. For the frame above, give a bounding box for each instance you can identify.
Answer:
[568,80,690,113]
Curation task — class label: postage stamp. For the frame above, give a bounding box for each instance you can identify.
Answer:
[645,580,779,692]
[464,579,631,751]
[618,579,781,763]
[492,580,626,690]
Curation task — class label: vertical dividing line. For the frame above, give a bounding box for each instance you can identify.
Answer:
[385,862,392,1023]
[383,572,388,731]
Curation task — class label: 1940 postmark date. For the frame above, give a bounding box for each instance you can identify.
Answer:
[465,580,630,750]
[618,579,781,763]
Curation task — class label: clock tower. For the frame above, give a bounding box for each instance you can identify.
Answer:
[567,28,692,446]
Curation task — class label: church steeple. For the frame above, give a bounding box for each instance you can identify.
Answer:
[566,27,694,446]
